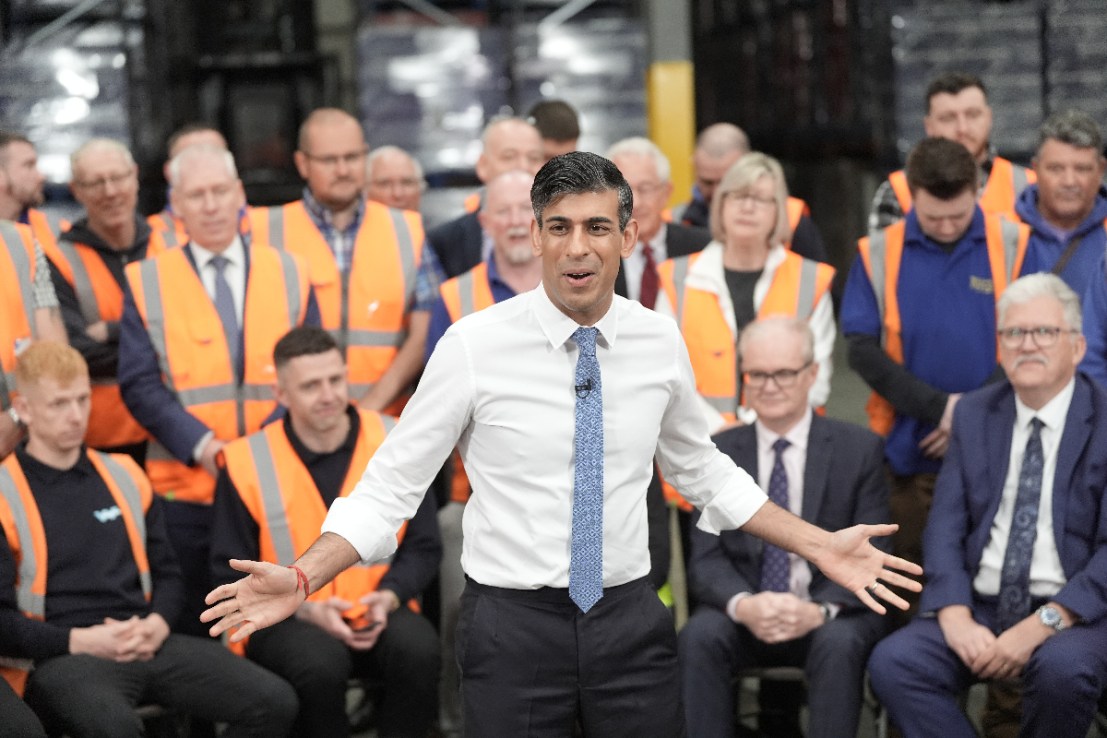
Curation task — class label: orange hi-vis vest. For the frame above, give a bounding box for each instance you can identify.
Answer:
[857,214,1029,436]
[124,244,311,504]
[0,222,39,412]
[0,450,152,694]
[888,157,1036,222]
[463,191,482,214]
[658,249,835,423]
[25,208,65,255]
[147,210,187,248]
[220,410,408,651]
[784,197,809,251]
[438,262,496,503]
[249,200,424,413]
[41,237,171,449]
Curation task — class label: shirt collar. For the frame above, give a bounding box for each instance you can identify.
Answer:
[530,283,620,352]
[302,186,365,234]
[1015,376,1075,433]
[904,205,986,252]
[190,234,245,272]
[755,408,813,458]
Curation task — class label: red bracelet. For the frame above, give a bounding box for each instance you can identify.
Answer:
[288,565,310,599]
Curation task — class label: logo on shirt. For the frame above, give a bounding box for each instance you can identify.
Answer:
[970,276,994,295]
[93,505,122,523]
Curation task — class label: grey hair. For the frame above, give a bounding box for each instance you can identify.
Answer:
[997,273,1082,334]
[606,136,672,183]
[366,145,425,186]
[1037,109,1103,154]
[70,138,134,177]
[738,315,815,368]
[167,144,238,188]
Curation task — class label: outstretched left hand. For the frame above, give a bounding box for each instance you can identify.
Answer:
[816,523,922,614]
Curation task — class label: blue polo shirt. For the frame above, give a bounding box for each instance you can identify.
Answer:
[840,208,1023,475]
[1016,184,1107,299]
[425,254,519,364]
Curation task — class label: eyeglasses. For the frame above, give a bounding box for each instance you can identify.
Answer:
[743,361,813,388]
[370,177,421,191]
[997,326,1079,349]
[301,149,368,168]
[723,191,776,209]
[631,182,666,198]
[73,170,134,193]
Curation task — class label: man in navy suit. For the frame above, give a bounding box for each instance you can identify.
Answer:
[869,272,1107,738]
[678,316,890,738]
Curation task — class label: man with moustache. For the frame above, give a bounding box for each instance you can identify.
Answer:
[365,146,425,213]
[249,108,434,415]
[870,273,1107,738]
[203,151,920,737]
[424,116,545,279]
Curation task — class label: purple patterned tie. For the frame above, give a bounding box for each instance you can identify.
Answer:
[996,418,1044,633]
[569,326,604,613]
[760,438,792,592]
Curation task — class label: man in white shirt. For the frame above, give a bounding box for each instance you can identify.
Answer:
[679,316,889,738]
[869,273,1107,738]
[203,151,920,737]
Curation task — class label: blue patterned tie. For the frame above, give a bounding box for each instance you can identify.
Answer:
[760,438,792,592]
[570,326,604,613]
[996,418,1044,633]
[209,255,242,374]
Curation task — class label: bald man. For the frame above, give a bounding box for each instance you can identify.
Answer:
[424,116,545,279]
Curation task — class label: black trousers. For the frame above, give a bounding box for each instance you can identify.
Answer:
[0,677,45,738]
[23,633,297,738]
[246,607,440,738]
[457,576,683,738]
[162,499,214,637]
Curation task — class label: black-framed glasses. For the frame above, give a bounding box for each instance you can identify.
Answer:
[997,326,1078,349]
[743,361,813,388]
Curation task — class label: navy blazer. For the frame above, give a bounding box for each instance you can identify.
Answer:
[614,222,711,300]
[921,373,1107,622]
[425,211,483,280]
[689,415,890,612]
[119,244,321,463]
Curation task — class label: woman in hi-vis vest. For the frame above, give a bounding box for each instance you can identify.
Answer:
[657,152,836,433]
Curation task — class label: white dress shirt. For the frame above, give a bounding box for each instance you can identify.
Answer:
[324,286,768,589]
[654,241,835,431]
[622,223,668,303]
[974,378,1073,598]
[189,235,247,324]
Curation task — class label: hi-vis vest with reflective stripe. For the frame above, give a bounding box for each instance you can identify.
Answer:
[42,237,170,448]
[220,410,407,650]
[0,221,38,412]
[147,210,187,248]
[248,200,424,412]
[125,245,311,504]
[658,249,835,423]
[888,157,1036,222]
[438,262,496,503]
[857,214,1029,436]
[25,208,64,256]
[0,450,152,695]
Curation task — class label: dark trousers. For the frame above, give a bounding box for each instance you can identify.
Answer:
[457,576,683,738]
[246,607,440,738]
[162,499,214,637]
[0,677,45,738]
[869,599,1107,738]
[23,633,297,738]
[887,471,936,624]
[678,606,886,738]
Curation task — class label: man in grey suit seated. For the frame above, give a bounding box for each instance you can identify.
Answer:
[678,316,890,738]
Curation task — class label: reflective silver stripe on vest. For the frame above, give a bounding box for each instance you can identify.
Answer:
[348,382,374,397]
[998,217,1022,284]
[267,207,286,250]
[41,211,64,238]
[795,259,819,320]
[380,415,397,433]
[1011,166,1030,198]
[388,208,418,300]
[94,452,153,597]
[137,260,175,392]
[0,467,46,617]
[247,434,297,566]
[176,382,273,408]
[1,221,36,335]
[671,256,692,326]
[272,249,303,327]
[703,395,735,414]
[55,240,103,325]
[456,270,477,317]
[864,229,889,350]
[345,329,405,348]
[161,228,181,248]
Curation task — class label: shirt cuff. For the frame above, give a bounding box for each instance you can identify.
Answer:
[727,591,752,622]
[322,496,400,564]
[695,474,769,536]
[191,430,214,463]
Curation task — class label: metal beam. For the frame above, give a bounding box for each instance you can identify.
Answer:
[538,0,598,31]
[20,0,112,50]
[393,0,462,27]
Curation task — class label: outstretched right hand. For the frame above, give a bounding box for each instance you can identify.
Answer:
[201,559,304,641]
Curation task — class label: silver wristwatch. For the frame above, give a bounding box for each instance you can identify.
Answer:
[1036,605,1066,633]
